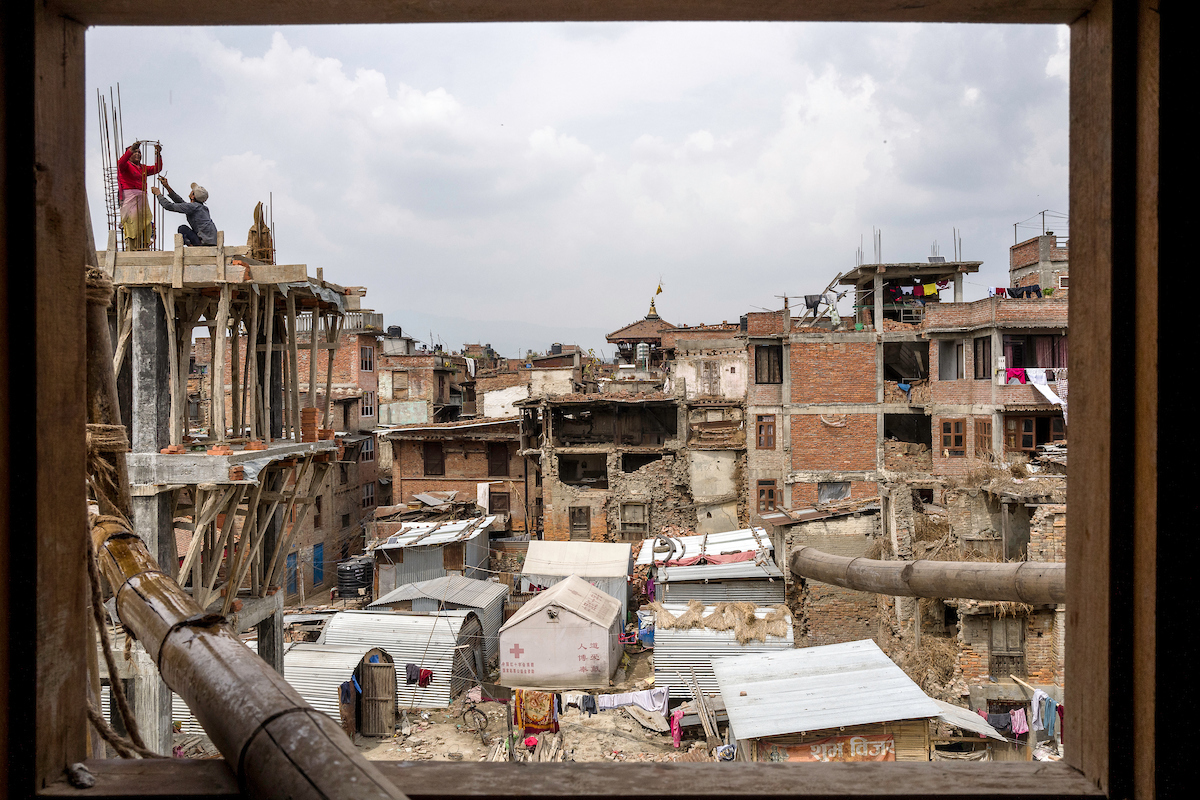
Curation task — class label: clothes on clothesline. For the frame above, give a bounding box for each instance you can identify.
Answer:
[514,689,559,734]
[923,283,939,298]
[1007,285,1043,299]
[670,708,685,748]
[1006,368,1027,385]
[417,669,433,688]
[1028,369,1050,385]
[1057,704,1064,744]
[805,295,823,310]
[1031,689,1050,730]
[1010,708,1029,735]
[986,712,1012,732]
[405,663,419,685]
[594,687,669,718]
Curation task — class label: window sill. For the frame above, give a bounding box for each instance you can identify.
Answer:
[42,759,1104,799]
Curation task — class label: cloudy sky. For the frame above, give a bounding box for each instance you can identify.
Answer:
[86,23,1068,358]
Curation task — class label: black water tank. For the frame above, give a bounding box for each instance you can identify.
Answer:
[551,342,562,355]
[337,556,374,597]
[387,326,402,337]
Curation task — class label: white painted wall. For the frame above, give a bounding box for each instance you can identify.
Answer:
[482,385,529,418]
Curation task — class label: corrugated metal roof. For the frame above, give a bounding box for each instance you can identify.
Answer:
[711,639,940,741]
[656,559,784,582]
[521,540,632,577]
[933,699,1006,741]
[318,610,473,708]
[653,603,792,700]
[500,575,621,631]
[635,527,772,565]
[371,516,495,550]
[369,575,509,609]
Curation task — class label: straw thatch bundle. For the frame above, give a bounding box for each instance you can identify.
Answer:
[650,601,791,643]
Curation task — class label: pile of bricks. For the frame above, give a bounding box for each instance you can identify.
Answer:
[228,465,245,481]
[300,406,319,442]
[244,440,268,451]
[206,444,233,456]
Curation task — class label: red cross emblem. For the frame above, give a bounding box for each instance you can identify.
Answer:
[509,643,524,660]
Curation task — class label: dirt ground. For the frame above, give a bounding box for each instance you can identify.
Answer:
[174,648,714,763]
[352,648,709,763]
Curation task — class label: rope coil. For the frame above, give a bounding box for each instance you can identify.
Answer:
[86,266,114,307]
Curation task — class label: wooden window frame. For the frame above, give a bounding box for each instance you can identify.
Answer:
[423,441,445,476]
[487,441,510,477]
[360,345,375,372]
[754,344,783,384]
[756,414,776,449]
[941,418,967,457]
[361,481,376,509]
[975,418,994,459]
[360,390,376,418]
[11,1,1167,799]
[973,336,993,380]
[360,436,375,463]
[756,479,777,513]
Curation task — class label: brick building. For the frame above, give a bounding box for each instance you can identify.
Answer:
[385,417,529,534]
[377,328,475,425]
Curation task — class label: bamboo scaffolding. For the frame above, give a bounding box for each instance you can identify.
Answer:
[789,546,1065,604]
[84,199,405,797]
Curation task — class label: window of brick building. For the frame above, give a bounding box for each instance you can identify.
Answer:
[488,442,509,477]
[360,437,375,462]
[620,503,648,537]
[362,482,375,509]
[756,480,777,513]
[569,506,591,540]
[360,345,374,372]
[818,481,850,503]
[975,419,993,458]
[423,442,445,476]
[340,513,350,530]
[756,414,776,449]
[754,344,783,384]
[489,491,510,515]
[989,616,1026,677]
[939,339,965,380]
[1005,415,1066,452]
[360,391,375,418]
[392,370,409,399]
[313,496,323,528]
[941,419,966,457]
[973,337,992,379]
[313,542,324,586]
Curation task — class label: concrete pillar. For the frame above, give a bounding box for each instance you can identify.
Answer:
[954,273,964,302]
[872,271,884,332]
[129,287,174,755]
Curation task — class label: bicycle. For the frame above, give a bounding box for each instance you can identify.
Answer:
[460,699,490,746]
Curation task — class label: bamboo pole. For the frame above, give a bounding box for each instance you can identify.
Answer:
[789,546,1065,604]
[91,519,403,799]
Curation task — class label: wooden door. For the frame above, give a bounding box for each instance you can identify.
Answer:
[359,662,397,736]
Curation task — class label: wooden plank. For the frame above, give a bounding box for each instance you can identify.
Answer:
[246,289,260,440]
[61,0,1094,26]
[308,308,320,408]
[229,305,244,438]
[211,284,230,441]
[32,4,90,782]
[111,261,307,286]
[171,233,184,288]
[215,229,226,283]
[322,314,340,429]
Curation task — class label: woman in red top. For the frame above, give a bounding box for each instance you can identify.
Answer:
[117,141,162,249]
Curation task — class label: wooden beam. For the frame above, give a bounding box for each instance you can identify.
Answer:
[286,292,301,440]
[308,308,320,408]
[261,286,274,443]
[211,284,230,441]
[322,314,340,429]
[170,233,184,289]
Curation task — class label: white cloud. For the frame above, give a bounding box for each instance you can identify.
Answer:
[86,22,1068,355]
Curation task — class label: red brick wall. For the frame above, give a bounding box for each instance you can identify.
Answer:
[790,342,875,403]
[747,344,784,406]
[790,414,876,471]
[790,480,879,506]
[922,296,1068,332]
[1009,238,1040,269]
[393,438,527,529]
[745,310,788,335]
[476,371,529,394]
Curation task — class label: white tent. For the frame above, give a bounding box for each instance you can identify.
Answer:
[498,575,623,689]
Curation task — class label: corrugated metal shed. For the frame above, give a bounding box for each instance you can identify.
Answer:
[521,540,632,621]
[652,603,792,700]
[371,516,495,594]
[635,527,772,565]
[711,639,940,741]
[368,576,509,663]
[656,559,786,605]
[319,610,482,708]
[282,643,388,723]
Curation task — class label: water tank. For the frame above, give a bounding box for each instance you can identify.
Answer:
[636,342,650,370]
[387,326,402,337]
[337,556,374,597]
[551,342,563,355]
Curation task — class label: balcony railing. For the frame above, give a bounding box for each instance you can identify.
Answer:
[298,311,384,332]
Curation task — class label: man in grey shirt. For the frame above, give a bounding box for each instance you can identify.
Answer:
[152,177,218,246]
